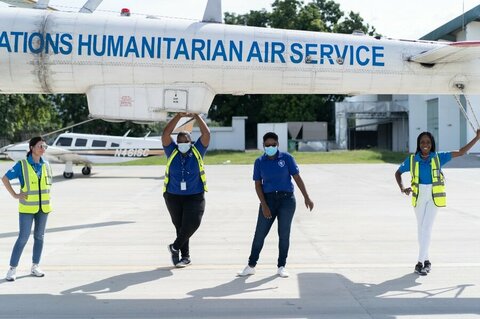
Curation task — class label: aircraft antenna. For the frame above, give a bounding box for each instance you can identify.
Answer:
[41,118,97,138]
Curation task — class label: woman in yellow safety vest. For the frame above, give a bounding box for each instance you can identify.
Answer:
[2,136,53,281]
[395,129,480,276]
[162,112,210,268]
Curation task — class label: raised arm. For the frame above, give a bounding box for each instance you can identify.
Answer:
[194,113,210,147]
[162,113,187,147]
[451,129,480,158]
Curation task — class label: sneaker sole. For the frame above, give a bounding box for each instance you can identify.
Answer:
[414,270,427,276]
[31,273,45,277]
[5,278,15,282]
[237,272,255,277]
[167,245,180,266]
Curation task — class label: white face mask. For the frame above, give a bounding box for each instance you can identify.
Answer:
[177,143,191,154]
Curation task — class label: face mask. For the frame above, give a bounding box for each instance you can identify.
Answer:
[264,146,278,157]
[177,143,191,154]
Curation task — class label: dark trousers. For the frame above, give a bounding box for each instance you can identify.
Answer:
[248,191,296,268]
[163,192,205,258]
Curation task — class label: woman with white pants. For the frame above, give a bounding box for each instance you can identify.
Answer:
[395,130,480,276]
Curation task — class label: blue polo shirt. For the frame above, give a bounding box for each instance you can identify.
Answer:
[164,139,207,195]
[4,155,46,188]
[398,152,452,184]
[253,151,299,193]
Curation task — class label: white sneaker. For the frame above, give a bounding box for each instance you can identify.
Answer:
[31,264,45,277]
[237,265,255,277]
[277,267,289,278]
[6,267,16,281]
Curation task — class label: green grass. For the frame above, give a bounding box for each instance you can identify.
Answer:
[114,149,408,166]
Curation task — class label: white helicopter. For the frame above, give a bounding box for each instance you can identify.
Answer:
[0,0,479,124]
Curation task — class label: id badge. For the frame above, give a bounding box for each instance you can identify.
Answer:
[181,181,187,191]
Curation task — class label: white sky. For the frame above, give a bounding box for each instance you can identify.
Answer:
[2,0,479,40]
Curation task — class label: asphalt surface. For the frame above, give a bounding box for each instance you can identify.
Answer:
[0,160,479,319]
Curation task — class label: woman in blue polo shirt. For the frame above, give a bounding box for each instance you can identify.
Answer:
[162,112,210,268]
[395,130,480,276]
[1,136,52,281]
[238,132,314,278]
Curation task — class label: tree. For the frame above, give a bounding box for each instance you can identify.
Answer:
[0,94,61,143]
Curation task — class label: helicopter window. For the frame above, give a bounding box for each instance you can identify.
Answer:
[111,142,120,147]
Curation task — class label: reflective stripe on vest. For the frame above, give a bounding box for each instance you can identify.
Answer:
[410,154,446,207]
[163,146,208,193]
[19,160,52,214]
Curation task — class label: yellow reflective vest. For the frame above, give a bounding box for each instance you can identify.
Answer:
[19,159,53,214]
[410,154,446,207]
[163,146,208,193]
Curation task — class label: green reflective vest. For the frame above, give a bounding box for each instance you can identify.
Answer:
[19,160,52,214]
[163,146,207,193]
[410,154,446,207]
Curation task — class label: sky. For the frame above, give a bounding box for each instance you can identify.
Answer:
[2,0,479,40]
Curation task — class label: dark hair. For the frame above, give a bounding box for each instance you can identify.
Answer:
[263,132,278,142]
[176,131,192,143]
[416,132,436,154]
[26,136,45,158]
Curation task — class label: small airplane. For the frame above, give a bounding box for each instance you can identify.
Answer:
[1,131,164,178]
[0,115,195,178]
[0,0,479,123]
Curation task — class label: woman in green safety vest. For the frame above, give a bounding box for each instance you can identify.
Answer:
[162,112,210,268]
[395,129,480,276]
[2,136,53,282]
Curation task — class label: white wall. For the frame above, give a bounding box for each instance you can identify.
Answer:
[408,95,428,152]
[392,118,409,152]
[191,116,247,150]
[408,95,480,153]
[257,123,288,152]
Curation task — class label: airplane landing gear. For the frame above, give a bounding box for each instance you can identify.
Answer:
[63,161,74,179]
[82,166,91,175]
[63,172,74,179]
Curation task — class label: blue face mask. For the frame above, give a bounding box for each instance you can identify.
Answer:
[264,146,278,157]
[177,143,191,154]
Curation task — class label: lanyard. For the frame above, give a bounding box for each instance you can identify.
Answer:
[180,154,190,181]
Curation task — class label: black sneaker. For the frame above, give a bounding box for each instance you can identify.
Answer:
[423,260,431,273]
[176,257,191,268]
[168,244,180,266]
[414,262,427,276]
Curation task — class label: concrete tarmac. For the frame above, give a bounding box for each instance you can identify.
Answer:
[0,160,479,319]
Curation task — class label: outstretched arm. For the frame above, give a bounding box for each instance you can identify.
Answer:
[451,129,480,158]
[194,114,210,147]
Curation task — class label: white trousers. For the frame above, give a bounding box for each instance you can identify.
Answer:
[414,184,438,263]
